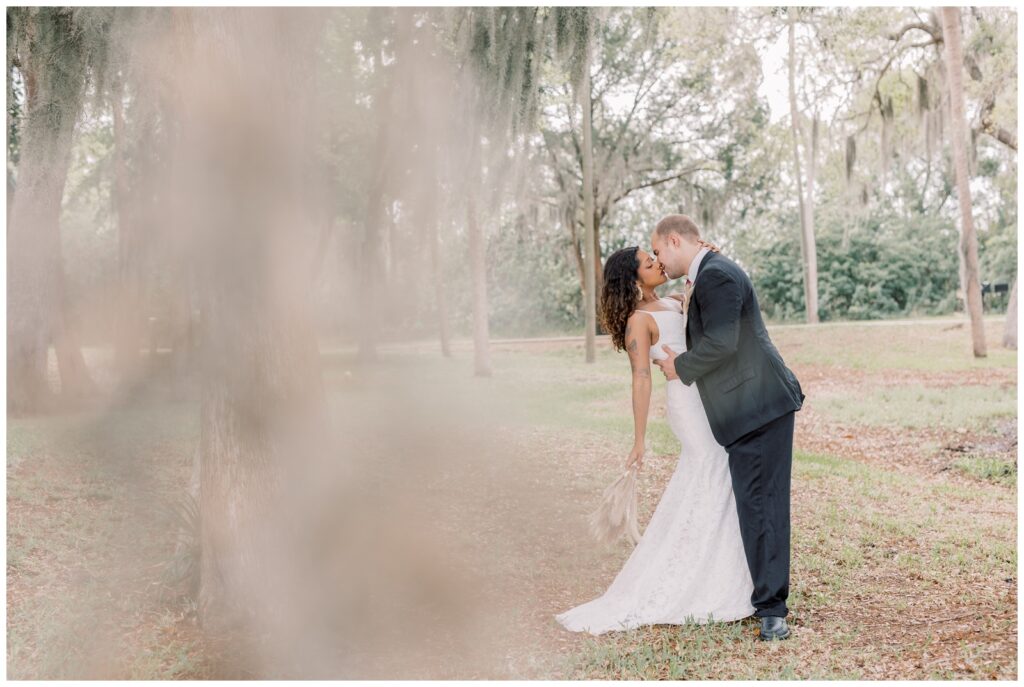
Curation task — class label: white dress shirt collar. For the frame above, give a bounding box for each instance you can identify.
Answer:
[687,246,711,283]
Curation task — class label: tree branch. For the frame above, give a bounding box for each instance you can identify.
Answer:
[888,21,942,44]
[961,46,1017,152]
[610,164,721,205]
[977,95,1018,151]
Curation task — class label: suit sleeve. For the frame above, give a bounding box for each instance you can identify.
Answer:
[674,268,742,385]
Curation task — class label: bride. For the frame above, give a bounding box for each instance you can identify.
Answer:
[555,246,755,635]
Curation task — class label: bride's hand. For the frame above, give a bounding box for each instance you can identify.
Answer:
[626,443,645,471]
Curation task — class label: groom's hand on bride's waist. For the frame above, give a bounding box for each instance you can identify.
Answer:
[654,346,679,381]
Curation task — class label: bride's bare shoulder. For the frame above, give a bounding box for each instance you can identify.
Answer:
[626,310,657,337]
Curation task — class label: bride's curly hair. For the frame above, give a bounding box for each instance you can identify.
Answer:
[599,247,642,352]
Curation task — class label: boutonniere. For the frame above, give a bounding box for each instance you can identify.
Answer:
[681,280,695,317]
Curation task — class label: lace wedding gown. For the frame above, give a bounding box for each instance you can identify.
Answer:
[555,297,755,635]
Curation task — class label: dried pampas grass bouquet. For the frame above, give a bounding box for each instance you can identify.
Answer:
[588,464,644,546]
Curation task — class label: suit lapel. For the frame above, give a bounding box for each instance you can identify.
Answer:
[686,251,717,351]
[685,298,695,350]
[685,284,699,350]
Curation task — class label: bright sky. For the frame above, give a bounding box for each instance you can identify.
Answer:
[600,26,796,126]
[758,31,792,124]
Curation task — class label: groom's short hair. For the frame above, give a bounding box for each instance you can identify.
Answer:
[655,214,701,241]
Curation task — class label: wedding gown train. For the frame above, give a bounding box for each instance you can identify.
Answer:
[555,297,755,635]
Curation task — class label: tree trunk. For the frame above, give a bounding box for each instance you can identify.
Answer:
[309,212,335,283]
[466,193,492,376]
[357,30,394,364]
[425,170,452,358]
[111,78,146,381]
[805,114,820,317]
[430,232,452,358]
[787,7,819,324]
[940,7,987,357]
[358,9,406,362]
[580,50,597,363]
[7,8,90,413]
[567,205,586,293]
[1003,278,1017,350]
[53,256,98,401]
[168,7,330,643]
[358,199,384,364]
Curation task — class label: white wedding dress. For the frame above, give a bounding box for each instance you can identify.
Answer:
[555,296,756,635]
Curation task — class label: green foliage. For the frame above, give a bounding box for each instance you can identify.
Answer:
[486,212,583,336]
[16,5,1019,345]
[750,212,963,321]
[60,106,119,340]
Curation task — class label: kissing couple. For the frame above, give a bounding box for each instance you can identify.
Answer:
[555,214,805,642]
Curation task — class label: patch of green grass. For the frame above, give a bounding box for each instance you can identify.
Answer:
[127,613,203,680]
[894,550,921,571]
[866,512,916,539]
[403,347,687,456]
[813,383,1016,430]
[952,455,1017,486]
[794,451,902,488]
[838,543,864,569]
[7,583,106,678]
[563,621,860,679]
[7,403,202,680]
[7,416,62,468]
[768,317,1015,372]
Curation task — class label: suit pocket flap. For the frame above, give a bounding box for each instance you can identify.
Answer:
[720,365,756,392]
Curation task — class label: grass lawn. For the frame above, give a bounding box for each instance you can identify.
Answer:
[7,318,1017,678]
[767,315,1017,372]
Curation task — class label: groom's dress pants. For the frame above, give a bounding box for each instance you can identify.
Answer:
[724,409,794,618]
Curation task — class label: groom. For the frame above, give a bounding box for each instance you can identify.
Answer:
[650,214,804,642]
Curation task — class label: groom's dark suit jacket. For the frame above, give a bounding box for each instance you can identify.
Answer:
[674,251,805,447]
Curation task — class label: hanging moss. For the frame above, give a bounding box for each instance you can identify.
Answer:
[553,6,570,63]
[458,6,554,141]
[845,134,856,183]
[916,73,929,119]
[925,106,934,171]
[880,95,895,177]
[549,6,592,91]
[880,119,890,177]
[970,127,978,175]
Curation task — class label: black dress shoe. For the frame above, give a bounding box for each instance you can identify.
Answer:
[758,616,791,641]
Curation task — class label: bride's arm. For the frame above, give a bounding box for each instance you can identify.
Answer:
[624,313,653,470]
